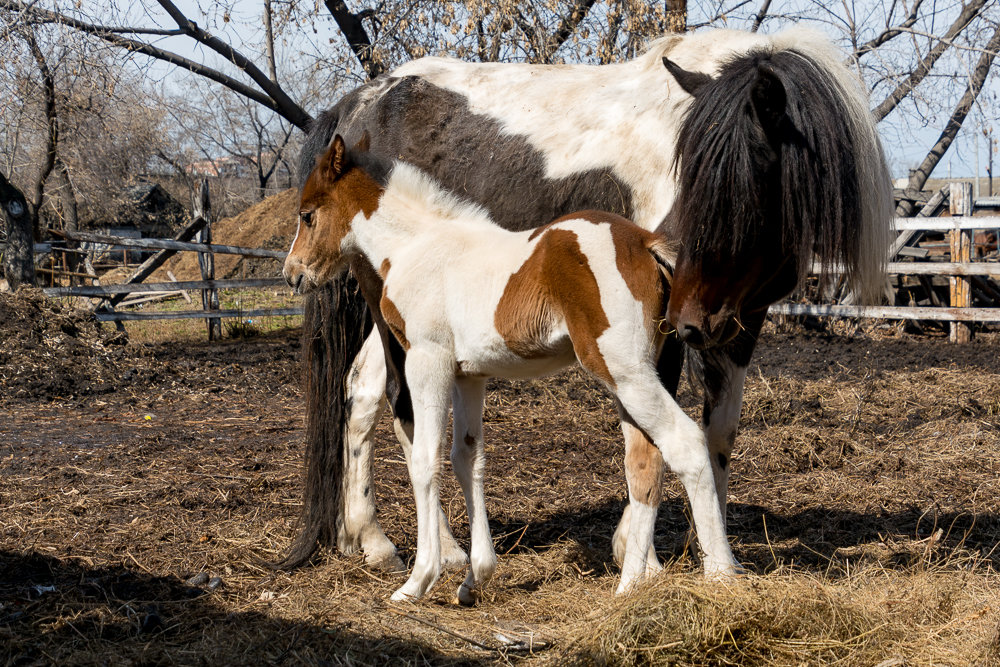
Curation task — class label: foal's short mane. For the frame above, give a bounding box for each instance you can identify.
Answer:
[378,161,496,229]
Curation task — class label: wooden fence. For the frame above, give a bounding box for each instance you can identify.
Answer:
[771,182,1000,342]
[41,181,301,339]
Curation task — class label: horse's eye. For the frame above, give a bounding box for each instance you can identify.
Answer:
[300,210,313,227]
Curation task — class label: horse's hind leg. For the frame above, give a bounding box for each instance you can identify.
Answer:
[342,331,403,570]
[450,377,496,606]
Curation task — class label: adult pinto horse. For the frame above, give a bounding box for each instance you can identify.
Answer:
[279,27,892,574]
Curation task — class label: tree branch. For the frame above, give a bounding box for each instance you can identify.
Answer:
[323,0,384,79]
[896,23,1000,216]
[24,27,56,234]
[854,0,925,59]
[871,0,988,122]
[0,0,313,129]
[751,0,772,32]
[542,0,598,62]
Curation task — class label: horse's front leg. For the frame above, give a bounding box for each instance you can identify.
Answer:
[696,316,762,532]
[341,331,403,570]
[390,348,453,602]
[450,377,495,606]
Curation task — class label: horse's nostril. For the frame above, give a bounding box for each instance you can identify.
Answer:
[678,323,705,348]
[294,273,304,292]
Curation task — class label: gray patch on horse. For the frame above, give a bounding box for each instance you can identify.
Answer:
[304,75,636,230]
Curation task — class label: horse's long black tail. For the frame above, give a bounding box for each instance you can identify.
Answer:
[275,273,370,569]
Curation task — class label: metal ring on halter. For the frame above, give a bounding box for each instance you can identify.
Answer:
[656,318,676,336]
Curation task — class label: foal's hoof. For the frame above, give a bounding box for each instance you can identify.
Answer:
[440,544,470,572]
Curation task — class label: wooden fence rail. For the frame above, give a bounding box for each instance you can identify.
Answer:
[775,184,1000,341]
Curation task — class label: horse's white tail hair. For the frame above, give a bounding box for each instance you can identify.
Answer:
[773,28,894,305]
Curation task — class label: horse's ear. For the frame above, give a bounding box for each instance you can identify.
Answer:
[322,134,348,179]
[750,64,787,137]
[354,130,371,153]
[662,57,713,97]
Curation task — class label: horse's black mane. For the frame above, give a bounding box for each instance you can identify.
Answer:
[667,48,862,280]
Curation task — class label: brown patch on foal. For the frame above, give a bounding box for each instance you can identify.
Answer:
[530,210,672,335]
[380,289,409,351]
[622,417,664,506]
[495,228,614,385]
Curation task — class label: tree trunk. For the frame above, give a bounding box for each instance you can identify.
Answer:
[896,24,1000,217]
[666,0,687,33]
[1,170,35,289]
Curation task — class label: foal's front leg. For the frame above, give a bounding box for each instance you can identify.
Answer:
[450,377,496,606]
[390,348,453,602]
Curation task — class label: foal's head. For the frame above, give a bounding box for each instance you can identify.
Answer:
[283,133,383,293]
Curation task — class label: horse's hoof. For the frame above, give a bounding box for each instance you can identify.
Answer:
[456,584,478,607]
[369,553,406,573]
[390,587,419,602]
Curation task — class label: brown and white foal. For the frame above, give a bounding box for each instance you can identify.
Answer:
[284,135,738,604]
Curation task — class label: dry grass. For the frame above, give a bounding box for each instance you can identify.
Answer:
[2,296,1000,665]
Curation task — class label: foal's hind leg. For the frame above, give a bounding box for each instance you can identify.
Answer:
[613,369,738,588]
[450,377,496,606]
[613,335,682,568]
[341,332,403,570]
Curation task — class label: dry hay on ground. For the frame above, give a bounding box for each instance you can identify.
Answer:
[1,305,999,665]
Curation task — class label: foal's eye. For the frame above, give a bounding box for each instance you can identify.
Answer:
[300,210,314,227]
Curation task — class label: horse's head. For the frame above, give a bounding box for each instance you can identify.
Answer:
[660,47,888,349]
[284,133,381,294]
[661,55,797,348]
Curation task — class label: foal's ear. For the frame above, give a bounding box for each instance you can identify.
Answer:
[750,64,787,136]
[322,134,348,179]
[662,57,713,97]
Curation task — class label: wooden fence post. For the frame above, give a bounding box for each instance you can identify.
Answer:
[949,181,973,343]
[194,180,221,340]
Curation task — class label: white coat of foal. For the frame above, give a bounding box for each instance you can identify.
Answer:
[283,135,738,604]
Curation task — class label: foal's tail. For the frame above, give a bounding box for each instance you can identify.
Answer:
[275,109,371,570]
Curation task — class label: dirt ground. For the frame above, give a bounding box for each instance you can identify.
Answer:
[1,292,999,665]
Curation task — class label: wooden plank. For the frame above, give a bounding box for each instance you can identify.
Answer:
[894,216,1000,231]
[167,270,192,304]
[102,215,209,310]
[41,277,286,297]
[94,307,303,322]
[949,182,973,342]
[770,303,1000,322]
[812,262,1000,276]
[59,229,286,258]
[888,186,948,258]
